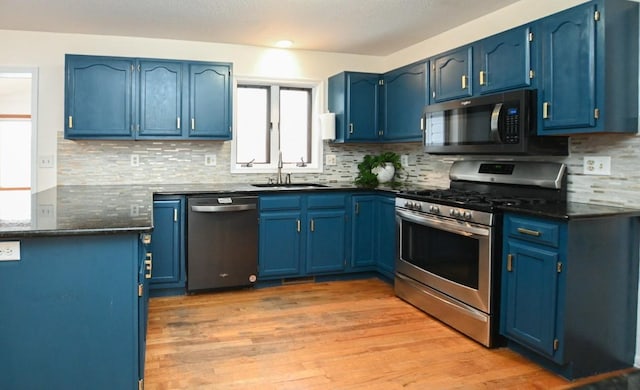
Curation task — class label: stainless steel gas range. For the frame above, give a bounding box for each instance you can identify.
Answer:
[394,160,566,347]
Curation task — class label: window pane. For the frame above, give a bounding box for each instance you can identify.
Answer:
[280,88,310,163]
[0,120,31,188]
[237,86,269,163]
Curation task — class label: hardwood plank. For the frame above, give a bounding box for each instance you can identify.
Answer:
[144,278,633,389]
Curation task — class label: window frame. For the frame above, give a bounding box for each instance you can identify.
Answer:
[231,76,323,174]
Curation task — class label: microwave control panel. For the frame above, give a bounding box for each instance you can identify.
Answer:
[504,105,520,143]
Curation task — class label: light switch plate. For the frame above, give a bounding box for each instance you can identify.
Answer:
[401,154,410,167]
[131,154,140,167]
[583,156,611,175]
[325,154,337,166]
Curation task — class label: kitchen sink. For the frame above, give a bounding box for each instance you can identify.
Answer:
[251,183,328,188]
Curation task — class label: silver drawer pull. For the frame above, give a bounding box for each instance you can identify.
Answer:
[517,227,541,237]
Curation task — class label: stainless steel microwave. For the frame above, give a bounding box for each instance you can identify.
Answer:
[423,89,568,155]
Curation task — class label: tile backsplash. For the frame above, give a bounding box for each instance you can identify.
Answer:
[57,132,640,208]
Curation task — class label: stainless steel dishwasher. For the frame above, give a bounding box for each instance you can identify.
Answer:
[186,194,258,293]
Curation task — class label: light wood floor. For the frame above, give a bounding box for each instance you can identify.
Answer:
[144,278,633,389]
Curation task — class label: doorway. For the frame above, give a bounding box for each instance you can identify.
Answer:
[0,69,36,222]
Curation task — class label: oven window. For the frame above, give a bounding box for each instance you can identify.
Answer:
[401,219,479,289]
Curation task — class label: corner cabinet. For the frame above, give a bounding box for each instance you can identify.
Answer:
[537,0,638,134]
[382,61,428,142]
[351,194,396,279]
[500,212,639,379]
[150,197,186,295]
[328,71,380,142]
[65,54,233,140]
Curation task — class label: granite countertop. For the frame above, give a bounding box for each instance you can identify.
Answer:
[498,201,640,220]
[3,183,639,238]
[0,182,396,238]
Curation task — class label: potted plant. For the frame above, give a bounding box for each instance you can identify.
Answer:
[354,151,403,188]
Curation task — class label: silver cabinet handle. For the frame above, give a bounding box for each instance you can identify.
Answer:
[461,75,468,89]
[191,204,256,213]
[349,123,354,134]
[517,227,541,237]
[543,102,550,119]
[479,71,486,86]
[177,117,181,129]
[191,118,195,130]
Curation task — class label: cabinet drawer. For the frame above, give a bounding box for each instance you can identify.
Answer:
[307,193,346,209]
[259,195,302,211]
[505,215,560,248]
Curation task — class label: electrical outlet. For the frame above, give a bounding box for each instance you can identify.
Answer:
[205,154,217,166]
[130,205,140,217]
[131,154,140,167]
[583,156,611,175]
[39,155,54,168]
[325,154,337,166]
[0,241,21,261]
[401,154,410,167]
[38,204,55,219]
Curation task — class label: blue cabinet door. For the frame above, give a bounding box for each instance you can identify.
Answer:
[306,209,346,273]
[65,55,134,139]
[259,210,302,277]
[478,26,533,94]
[376,195,396,278]
[501,239,561,360]
[431,46,473,102]
[328,71,381,142]
[188,63,232,139]
[150,199,184,288]
[138,61,183,138]
[347,72,380,141]
[382,62,428,141]
[351,195,377,268]
[539,3,596,132]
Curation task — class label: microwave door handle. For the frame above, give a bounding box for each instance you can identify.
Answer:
[490,103,503,143]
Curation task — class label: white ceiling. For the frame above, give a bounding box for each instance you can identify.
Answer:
[0,0,520,56]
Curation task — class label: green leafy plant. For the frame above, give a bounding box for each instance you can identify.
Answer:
[354,151,403,188]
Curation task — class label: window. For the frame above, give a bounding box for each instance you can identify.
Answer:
[232,80,322,173]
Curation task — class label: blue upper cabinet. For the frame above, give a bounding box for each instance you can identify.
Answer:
[64,54,233,140]
[188,63,232,139]
[477,25,533,94]
[431,46,473,102]
[382,61,428,141]
[138,61,183,138]
[538,0,638,135]
[328,71,380,142]
[65,55,135,138]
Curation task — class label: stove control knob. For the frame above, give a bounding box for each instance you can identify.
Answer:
[450,209,460,217]
[463,211,473,220]
[414,203,422,211]
[404,201,412,209]
[429,205,440,214]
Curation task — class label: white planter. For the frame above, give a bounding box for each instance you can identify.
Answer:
[372,163,395,183]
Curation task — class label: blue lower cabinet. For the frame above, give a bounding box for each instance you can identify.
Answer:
[150,198,186,294]
[351,195,378,268]
[376,195,396,278]
[258,193,347,280]
[500,212,639,379]
[0,234,148,390]
[259,209,304,277]
[306,208,347,273]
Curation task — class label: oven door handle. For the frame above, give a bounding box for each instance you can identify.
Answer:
[397,209,490,237]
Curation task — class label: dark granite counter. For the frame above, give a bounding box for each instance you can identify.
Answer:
[0,182,394,238]
[499,201,640,220]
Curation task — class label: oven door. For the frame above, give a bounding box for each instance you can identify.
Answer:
[395,207,493,313]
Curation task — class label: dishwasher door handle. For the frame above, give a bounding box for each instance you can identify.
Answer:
[191,204,257,213]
